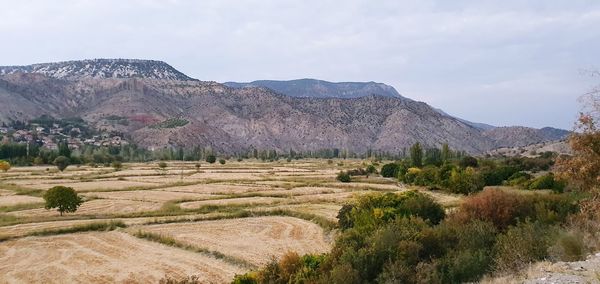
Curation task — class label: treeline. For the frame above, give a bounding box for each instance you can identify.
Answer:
[375,142,564,194]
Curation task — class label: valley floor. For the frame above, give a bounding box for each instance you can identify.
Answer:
[0,159,447,283]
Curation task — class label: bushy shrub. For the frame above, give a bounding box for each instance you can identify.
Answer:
[235,252,325,284]
[219,159,226,165]
[366,164,377,175]
[453,188,578,230]
[403,167,422,184]
[205,154,216,164]
[0,160,10,172]
[528,173,566,193]
[158,162,168,169]
[380,163,400,178]
[448,167,484,194]
[493,222,553,274]
[336,171,351,183]
[459,156,478,168]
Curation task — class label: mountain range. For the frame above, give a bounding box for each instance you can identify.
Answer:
[0,59,570,154]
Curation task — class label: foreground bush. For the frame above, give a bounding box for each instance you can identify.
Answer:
[453,188,577,230]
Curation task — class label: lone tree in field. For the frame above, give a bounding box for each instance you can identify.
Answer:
[206,154,216,164]
[0,160,10,172]
[53,156,70,172]
[43,186,83,216]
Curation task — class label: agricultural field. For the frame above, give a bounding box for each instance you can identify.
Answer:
[0,159,463,283]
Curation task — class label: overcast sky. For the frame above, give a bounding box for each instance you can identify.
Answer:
[1,0,599,129]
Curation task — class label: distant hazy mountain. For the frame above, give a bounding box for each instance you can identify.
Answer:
[0,59,194,81]
[482,126,570,148]
[224,79,403,99]
[0,59,569,154]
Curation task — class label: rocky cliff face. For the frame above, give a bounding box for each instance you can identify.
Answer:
[0,59,568,154]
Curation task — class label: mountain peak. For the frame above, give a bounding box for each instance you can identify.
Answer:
[223,79,404,99]
[0,59,195,81]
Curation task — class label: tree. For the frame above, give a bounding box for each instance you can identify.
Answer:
[53,156,70,172]
[424,148,443,166]
[0,160,10,172]
[206,154,217,164]
[219,158,226,165]
[441,143,452,162]
[381,163,400,178]
[410,143,423,168]
[158,162,167,169]
[58,141,71,158]
[337,171,351,183]
[43,186,83,216]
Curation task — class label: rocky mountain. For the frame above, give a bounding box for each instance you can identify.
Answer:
[0,59,193,81]
[0,59,569,155]
[482,126,570,148]
[224,79,403,99]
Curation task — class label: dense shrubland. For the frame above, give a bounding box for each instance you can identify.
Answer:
[232,190,582,283]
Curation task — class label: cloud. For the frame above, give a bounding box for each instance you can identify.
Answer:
[0,0,598,128]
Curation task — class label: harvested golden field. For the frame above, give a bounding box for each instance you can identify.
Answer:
[0,231,245,283]
[179,197,287,209]
[83,190,213,202]
[132,216,331,265]
[9,199,161,218]
[0,195,43,207]
[0,159,464,282]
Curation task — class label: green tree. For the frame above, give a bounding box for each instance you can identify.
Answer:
[206,154,217,164]
[58,141,71,158]
[441,143,452,162]
[53,156,70,172]
[43,186,83,216]
[410,143,423,168]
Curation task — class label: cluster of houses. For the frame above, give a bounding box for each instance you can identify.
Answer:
[0,124,128,150]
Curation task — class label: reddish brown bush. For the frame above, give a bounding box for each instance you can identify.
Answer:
[453,189,527,230]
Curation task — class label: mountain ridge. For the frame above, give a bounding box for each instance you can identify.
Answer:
[0,59,570,154]
[0,59,194,81]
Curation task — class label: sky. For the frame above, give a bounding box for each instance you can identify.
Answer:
[1,0,599,129]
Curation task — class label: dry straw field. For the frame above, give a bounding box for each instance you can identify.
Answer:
[0,159,461,283]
